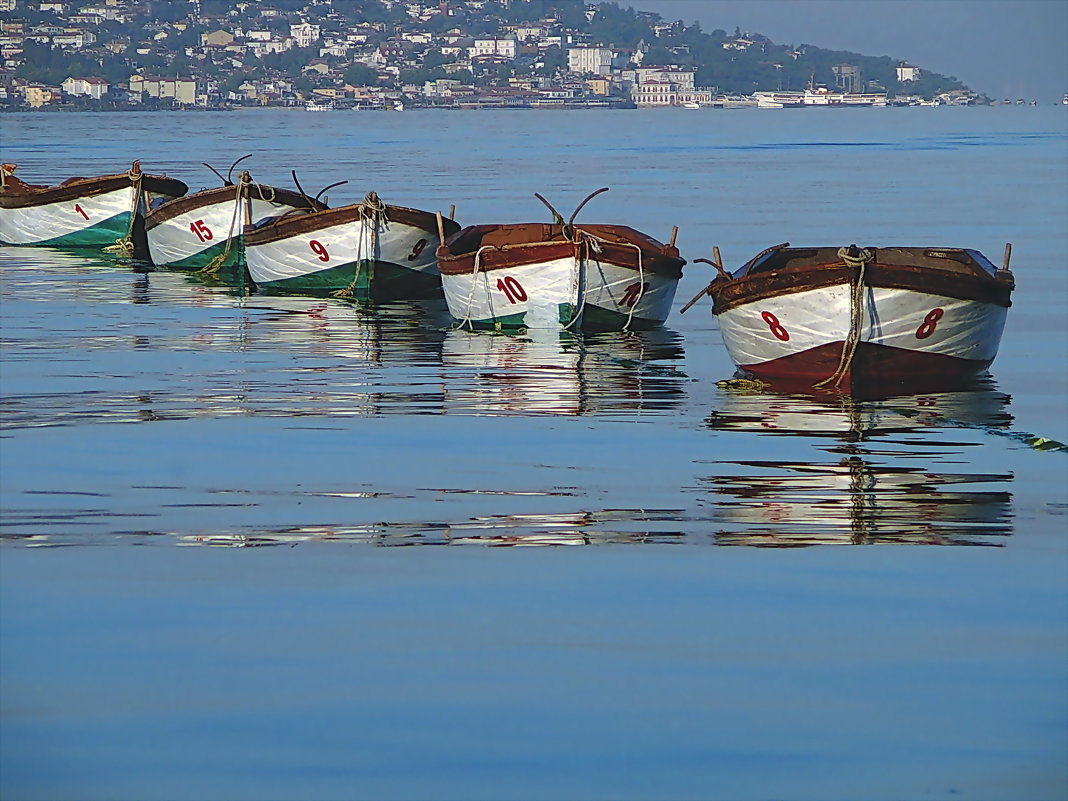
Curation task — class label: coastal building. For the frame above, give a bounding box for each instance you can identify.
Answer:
[896,62,920,82]
[61,75,110,99]
[290,22,320,48]
[129,74,197,105]
[567,45,613,76]
[201,30,235,47]
[471,36,516,59]
[23,84,59,107]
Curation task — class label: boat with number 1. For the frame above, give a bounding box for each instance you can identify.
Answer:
[0,161,187,255]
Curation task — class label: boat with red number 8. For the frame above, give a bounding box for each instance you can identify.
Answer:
[243,188,459,298]
[144,158,324,278]
[0,161,187,255]
[683,242,1015,394]
[437,189,685,331]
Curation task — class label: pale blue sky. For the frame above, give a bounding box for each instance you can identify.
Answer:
[629,0,1068,102]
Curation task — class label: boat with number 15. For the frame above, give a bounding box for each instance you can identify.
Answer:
[144,158,324,276]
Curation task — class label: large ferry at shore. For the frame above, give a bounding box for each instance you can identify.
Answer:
[753,89,889,108]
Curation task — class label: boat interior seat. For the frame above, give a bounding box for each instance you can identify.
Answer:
[478,224,554,249]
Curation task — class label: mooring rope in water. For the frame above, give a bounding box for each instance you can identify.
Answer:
[197,176,248,280]
[103,165,143,256]
[814,246,873,390]
[334,192,387,299]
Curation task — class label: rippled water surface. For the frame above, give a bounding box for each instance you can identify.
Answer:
[1,108,1066,800]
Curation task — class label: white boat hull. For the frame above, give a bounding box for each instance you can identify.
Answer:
[717,283,1008,386]
[0,185,136,246]
[147,195,307,270]
[245,214,439,293]
[442,255,678,330]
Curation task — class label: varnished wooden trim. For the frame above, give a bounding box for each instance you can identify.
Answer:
[144,184,321,230]
[243,201,458,245]
[0,172,187,209]
[711,261,1013,313]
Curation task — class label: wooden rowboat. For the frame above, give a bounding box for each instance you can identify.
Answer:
[0,162,187,256]
[144,159,325,275]
[437,189,685,331]
[684,243,1015,394]
[243,191,459,297]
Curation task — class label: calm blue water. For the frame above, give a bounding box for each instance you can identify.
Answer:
[1,107,1066,800]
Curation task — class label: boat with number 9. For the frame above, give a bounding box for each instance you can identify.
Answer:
[0,161,187,255]
[683,242,1015,394]
[436,188,685,331]
[243,188,459,298]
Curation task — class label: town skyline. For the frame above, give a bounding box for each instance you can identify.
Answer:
[1,0,1055,111]
[631,0,1068,104]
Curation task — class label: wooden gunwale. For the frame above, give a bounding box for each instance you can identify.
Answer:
[710,261,1014,314]
[144,184,319,229]
[243,201,456,246]
[437,223,684,279]
[0,173,187,209]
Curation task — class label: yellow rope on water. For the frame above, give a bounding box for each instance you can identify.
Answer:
[103,168,143,256]
[197,179,247,279]
[333,192,387,298]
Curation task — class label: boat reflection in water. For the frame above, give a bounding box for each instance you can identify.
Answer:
[177,511,685,549]
[440,326,686,416]
[703,375,1015,546]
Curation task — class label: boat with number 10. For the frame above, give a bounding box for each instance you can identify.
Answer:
[437,189,685,331]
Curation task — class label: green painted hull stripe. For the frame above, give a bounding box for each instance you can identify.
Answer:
[13,212,132,248]
[163,237,243,271]
[256,260,437,295]
[457,303,658,331]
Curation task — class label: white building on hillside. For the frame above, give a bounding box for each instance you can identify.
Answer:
[567,45,613,76]
[61,75,110,99]
[896,62,921,82]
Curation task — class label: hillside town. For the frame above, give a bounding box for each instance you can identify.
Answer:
[0,0,985,111]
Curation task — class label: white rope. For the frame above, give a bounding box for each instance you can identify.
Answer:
[577,230,646,331]
[462,245,495,329]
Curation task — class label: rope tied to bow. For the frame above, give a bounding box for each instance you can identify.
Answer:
[458,244,496,329]
[197,175,249,280]
[103,163,143,256]
[814,245,874,390]
[575,228,646,331]
[333,192,389,298]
